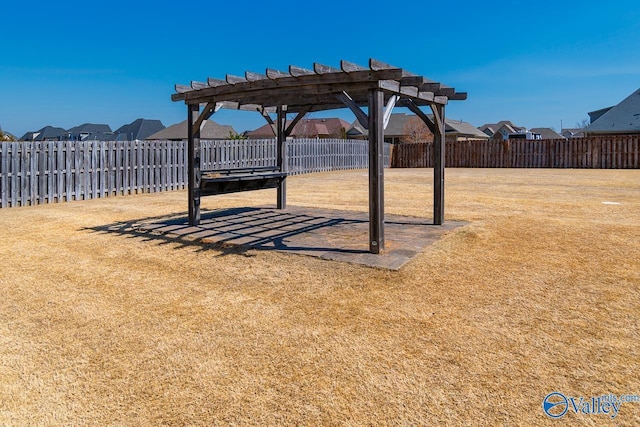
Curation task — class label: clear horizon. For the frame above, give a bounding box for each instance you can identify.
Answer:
[2,1,639,137]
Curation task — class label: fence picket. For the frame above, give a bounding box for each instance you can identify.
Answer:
[47,141,55,203]
[20,143,27,205]
[1,143,7,207]
[30,142,39,205]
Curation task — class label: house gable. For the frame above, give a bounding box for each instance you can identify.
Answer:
[146,120,236,140]
[19,125,68,141]
[67,123,114,141]
[479,121,525,139]
[246,118,350,139]
[583,88,640,135]
[115,118,166,141]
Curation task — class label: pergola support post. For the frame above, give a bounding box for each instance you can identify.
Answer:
[188,103,202,225]
[368,89,385,254]
[403,99,446,225]
[276,105,287,209]
[432,103,445,225]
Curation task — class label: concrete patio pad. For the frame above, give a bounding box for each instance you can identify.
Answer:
[133,206,466,270]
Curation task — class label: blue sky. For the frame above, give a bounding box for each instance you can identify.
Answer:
[2,0,639,137]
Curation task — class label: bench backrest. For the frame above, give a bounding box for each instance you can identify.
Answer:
[202,166,281,176]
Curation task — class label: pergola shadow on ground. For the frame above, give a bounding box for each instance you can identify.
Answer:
[90,206,466,270]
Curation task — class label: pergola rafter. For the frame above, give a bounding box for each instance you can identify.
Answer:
[172,58,466,254]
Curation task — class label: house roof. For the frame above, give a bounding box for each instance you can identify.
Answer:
[349,113,487,139]
[114,118,166,141]
[587,106,614,124]
[561,128,585,138]
[386,114,415,137]
[67,123,114,141]
[246,118,352,139]
[529,127,565,139]
[479,121,525,136]
[583,88,640,135]
[445,119,490,139]
[348,113,418,138]
[68,123,113,134]
[19,125,68,141]
[146,119,236,140]
[315,123,329,135]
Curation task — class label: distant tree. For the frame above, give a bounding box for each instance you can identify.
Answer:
[228,130,247,140]
[296,116,318,139]
[401,116,433,144]
[0,126,16,142]
[575,118,590,129]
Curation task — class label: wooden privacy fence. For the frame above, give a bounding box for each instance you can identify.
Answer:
[0,138,390,208]
[392,136,640,169]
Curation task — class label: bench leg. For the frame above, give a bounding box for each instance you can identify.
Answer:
[189,189,201,225]
[277,178,286,209]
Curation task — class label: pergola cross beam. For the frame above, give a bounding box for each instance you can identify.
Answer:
[336,91,369,130]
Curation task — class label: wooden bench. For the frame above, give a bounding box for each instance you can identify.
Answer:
[200,166,287,196]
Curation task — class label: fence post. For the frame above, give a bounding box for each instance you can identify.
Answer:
[276,106,287,209]
[30,142,38,205]
[1,143,7,208]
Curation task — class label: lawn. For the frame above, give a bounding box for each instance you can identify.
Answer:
[1,168,639,425]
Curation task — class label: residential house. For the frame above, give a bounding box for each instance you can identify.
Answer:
[479,121,526,140]
[561,128,585,138]
[19,125,68,141]
[348,113,488,143]
[146,119,237,140]
[347,113,421,143]
[246,118,351,139]
[67,123,114,141]
[529,128,565,140]
[583,88,640,136]
[113,118,165,141]
[445,119,491,141]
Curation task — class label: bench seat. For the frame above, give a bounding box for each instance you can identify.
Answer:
[200,166,287,196]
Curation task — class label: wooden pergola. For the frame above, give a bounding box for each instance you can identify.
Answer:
[172,58,466,254]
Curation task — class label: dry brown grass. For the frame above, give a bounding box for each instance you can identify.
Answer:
[1,168,639,426]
